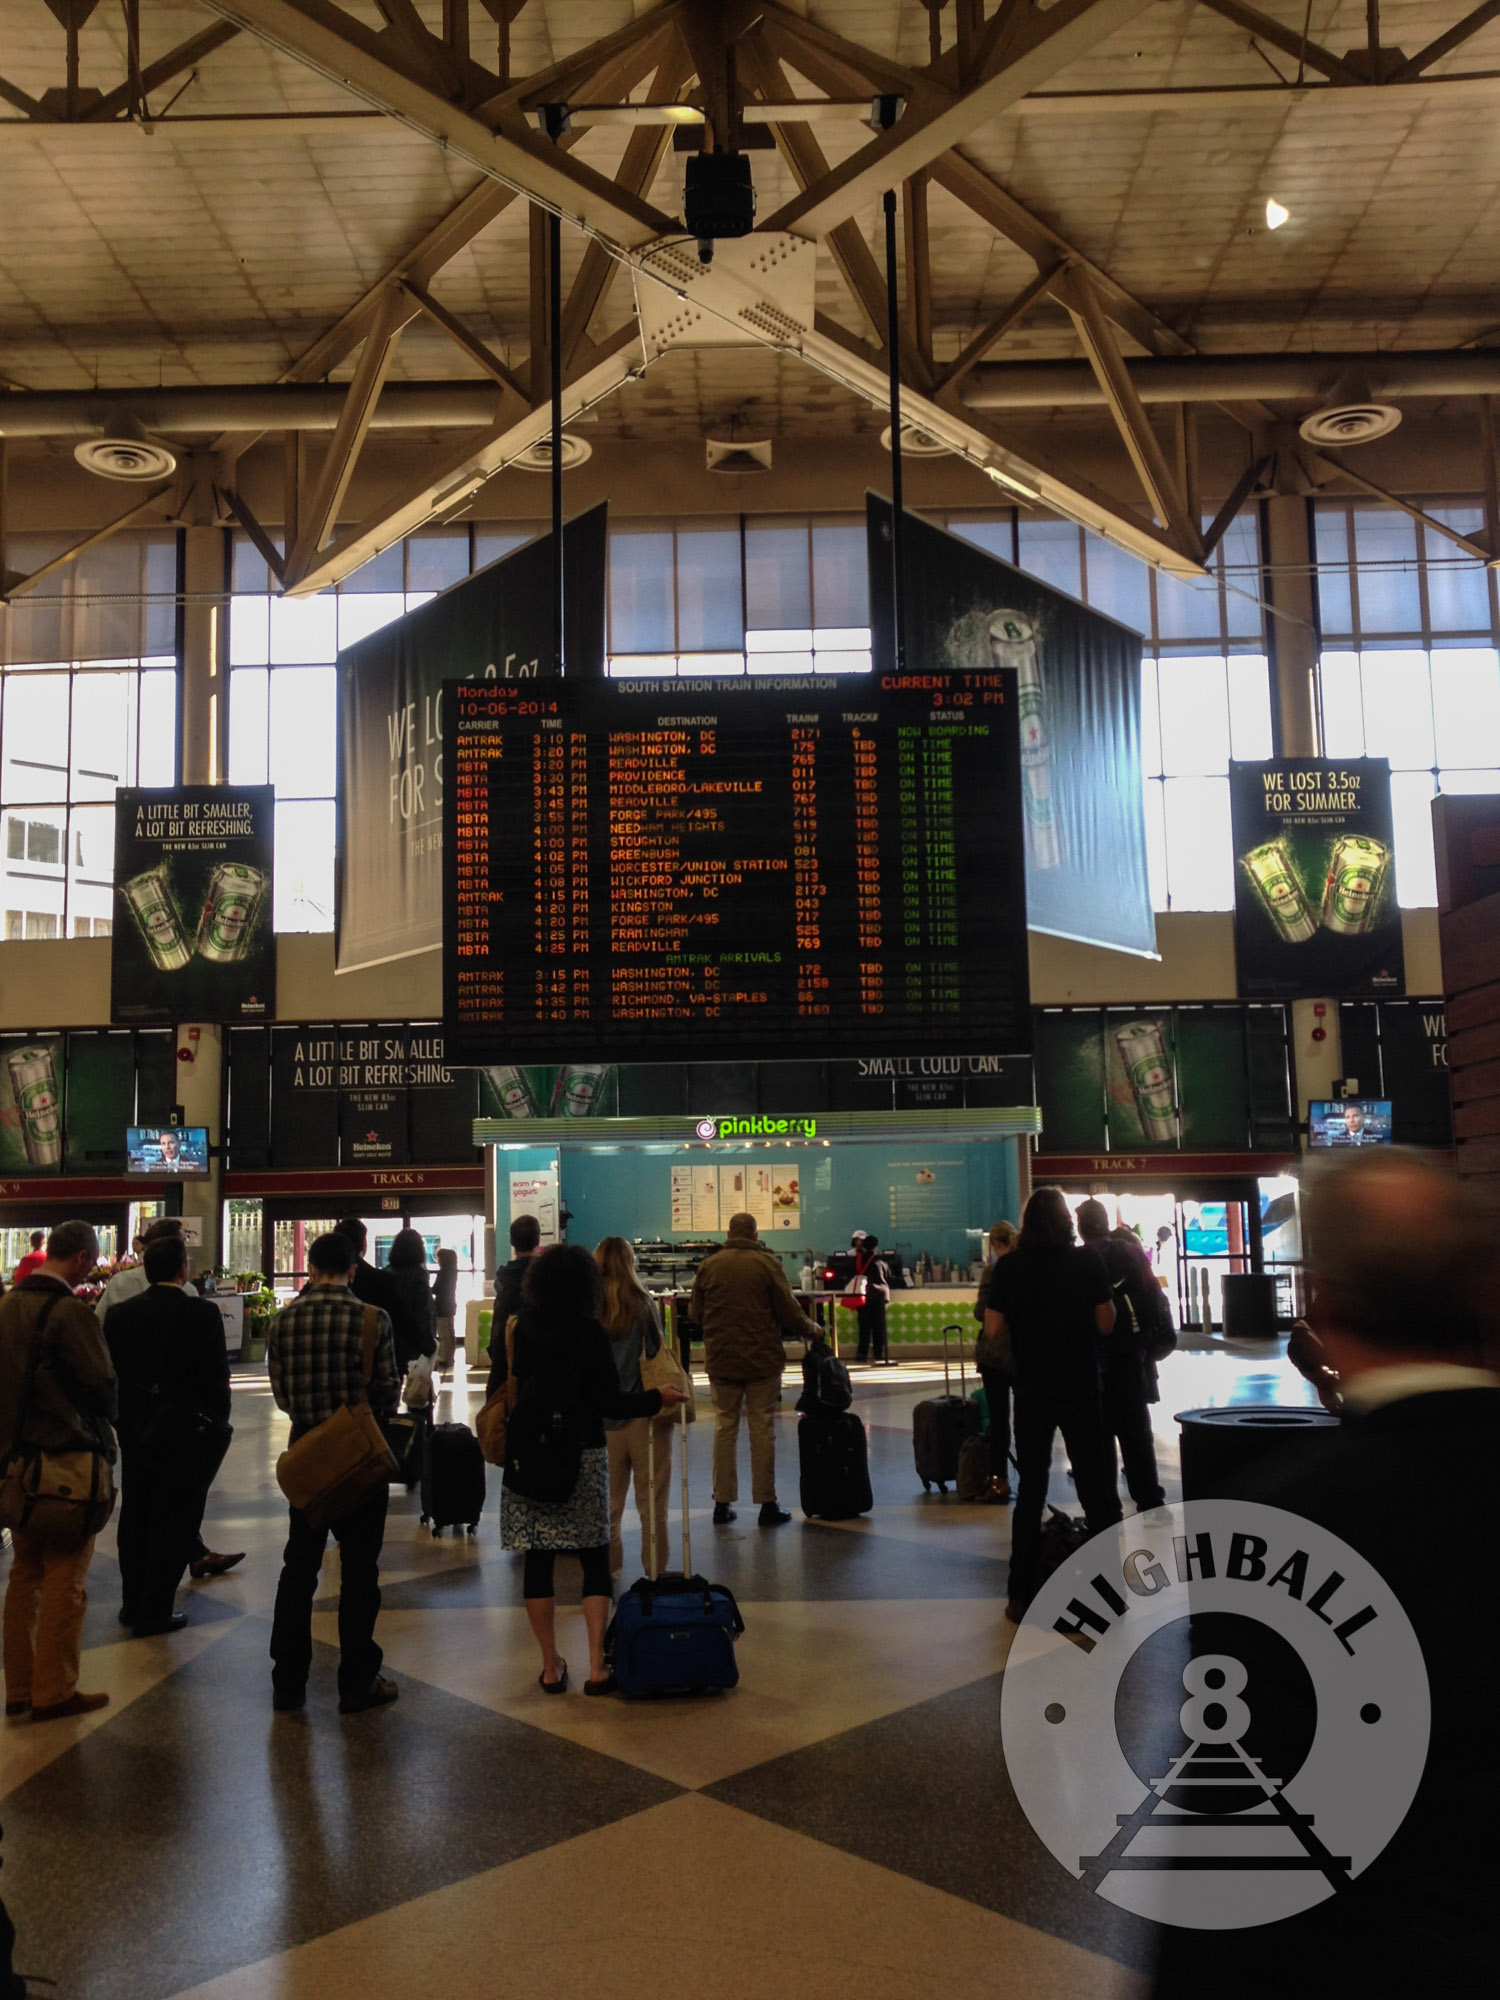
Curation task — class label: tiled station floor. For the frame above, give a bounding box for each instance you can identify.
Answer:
[0,1341,1315,1999]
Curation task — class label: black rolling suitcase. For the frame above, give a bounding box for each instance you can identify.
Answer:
[913,1324,983,1493]
[420,1415,486,1536]
[799,1411,873,1519]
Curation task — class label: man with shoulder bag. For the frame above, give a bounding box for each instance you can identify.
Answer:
[267,1232,400,1716]
[0,1221,118,1723]
[104,1234,233,1638]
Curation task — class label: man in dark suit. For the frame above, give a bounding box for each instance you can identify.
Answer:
[104,1235,233,1637]
[1153,1150,1500,1995]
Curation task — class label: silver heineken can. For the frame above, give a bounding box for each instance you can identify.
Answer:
[550,1063,610,1117]
[485,1065,539,1118]
[121,865,192,972]
[1241,839,1317,944]
[988,611,1061,870]
[195,863,268,964]
[7,1046,62,1167]
[1319,834,1390,937]
[1114,1020,1178,1143]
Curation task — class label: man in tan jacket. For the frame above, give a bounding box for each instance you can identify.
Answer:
[689,1212,820,1528]
[0,1221,118,1721]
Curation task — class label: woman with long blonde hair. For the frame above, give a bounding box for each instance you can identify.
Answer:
[595,1236,673,1578]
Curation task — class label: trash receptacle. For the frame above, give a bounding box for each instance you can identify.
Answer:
[1221,1271,1278,1339]
[1176,1404,1339,1501]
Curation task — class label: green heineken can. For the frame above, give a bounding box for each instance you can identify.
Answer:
[1113,1020,1178,1143]
[1319,834,1390,936]
[7,1046,62,1167]
[550,1063,610,1117]
[196,863,268,963]
[121,865,192,972]
[1242,839,1317,944]
[988,611,1061,870]
[485,1065,539,1118]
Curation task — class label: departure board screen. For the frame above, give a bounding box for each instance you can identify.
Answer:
[443,673,1029,1064]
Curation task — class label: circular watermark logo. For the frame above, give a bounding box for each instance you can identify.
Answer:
[694,1118,718,1139]
[1001,1499,1429,1930]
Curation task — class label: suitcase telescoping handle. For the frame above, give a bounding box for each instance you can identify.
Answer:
[646,1300,694,1582]
[942,1324,967,1398]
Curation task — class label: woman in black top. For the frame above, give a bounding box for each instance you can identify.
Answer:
[432,1247,459,1377]
[501,1244,687,1695]
[984,1187,1120,1619]
[383,1229,437,1373]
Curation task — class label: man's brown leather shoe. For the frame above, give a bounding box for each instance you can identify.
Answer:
[32,1691,109,1723]
[189,1551,245,1579]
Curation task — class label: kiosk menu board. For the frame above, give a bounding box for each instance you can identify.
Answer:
[443,673,1028,1064]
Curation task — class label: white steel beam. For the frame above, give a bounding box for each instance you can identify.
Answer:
[196,0,679,244]
[282,328,644,595]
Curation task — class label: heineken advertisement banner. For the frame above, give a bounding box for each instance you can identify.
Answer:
[867,495,1156,958]
[0,1030,176,1176]
[336,503,607,974]
[110,786,276,1024]
[1034,1005,1297,1154]
[261,1027,477,1171]
[1230,758,1405,998]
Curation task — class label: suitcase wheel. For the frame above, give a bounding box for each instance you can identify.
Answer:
[921,1479,932,1492]
[936,1481,949,1494]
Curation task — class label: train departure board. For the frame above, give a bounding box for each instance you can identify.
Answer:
[444,673,1029,1065]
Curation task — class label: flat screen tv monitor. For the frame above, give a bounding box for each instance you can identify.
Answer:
[1308,1099,1392,1148]
[126,1125,210,1176]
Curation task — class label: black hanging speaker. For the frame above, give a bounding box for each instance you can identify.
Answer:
[684,153,756,261]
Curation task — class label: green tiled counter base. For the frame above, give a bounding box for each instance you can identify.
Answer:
[886,1301,973,1345]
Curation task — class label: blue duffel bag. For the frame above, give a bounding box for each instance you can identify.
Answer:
[606,1572,745,1697]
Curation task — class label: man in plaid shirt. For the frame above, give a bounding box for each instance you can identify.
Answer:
[267,1231,401,1716]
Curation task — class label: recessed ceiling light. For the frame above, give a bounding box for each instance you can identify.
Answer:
[1265,197,1290,230]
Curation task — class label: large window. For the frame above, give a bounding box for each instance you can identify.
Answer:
[1314,501,1500,906]
[0,533,177,940]
[606,516,872,674]
[228,526,534,929]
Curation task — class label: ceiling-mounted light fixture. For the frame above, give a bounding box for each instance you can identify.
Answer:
[880,422,950,458]
[1264,197,1290,230]
[73,418,177,483]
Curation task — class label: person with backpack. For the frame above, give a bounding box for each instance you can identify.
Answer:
[502,1244,688,1696]
[850,1230,892,1365]
[1077,1200,1169,1513]
[595,1236,674,1580]
[984,1189,1120,1622]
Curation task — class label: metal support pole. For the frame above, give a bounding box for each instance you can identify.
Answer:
[882,186,906,670]
[549,207,565,674]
